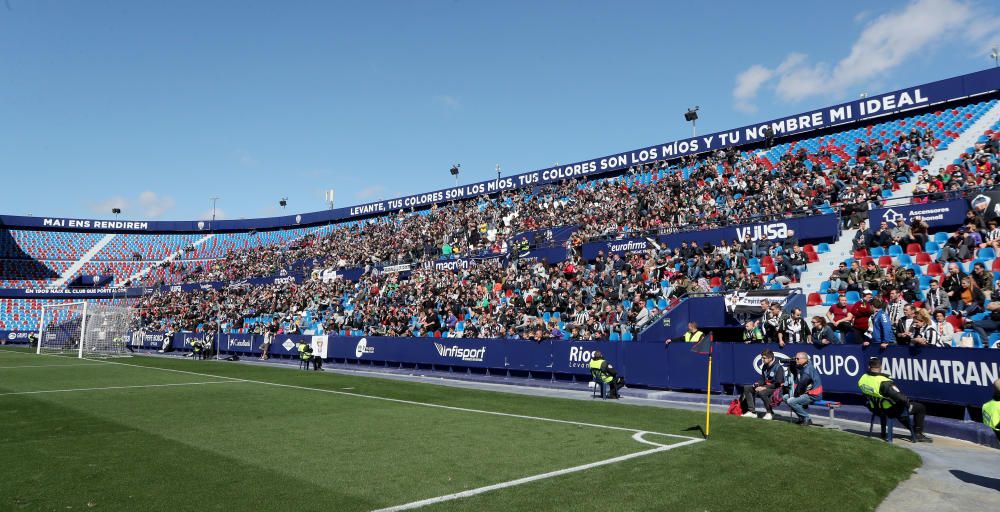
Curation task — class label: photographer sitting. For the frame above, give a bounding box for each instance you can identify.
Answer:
[588,351,624,399]
[858,357,932,442]
[740,349,785,420]
[784,352,823,426]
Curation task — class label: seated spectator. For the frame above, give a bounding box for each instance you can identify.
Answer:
[860,261,884,291]
[924,279,951,314]
[870,221,893,248]
[827,262,851,292]
[971,262,994,296]
[889,218,914,247]
[740,348,785,420]
[955,276,985,317]
[942,263,967,304]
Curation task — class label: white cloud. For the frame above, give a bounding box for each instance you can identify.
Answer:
[136,191,175,219]
[433,95,461,109]
[89,191,175,219]
[733,0,979,110]
[732,65,773,113]
[355,185,385,200]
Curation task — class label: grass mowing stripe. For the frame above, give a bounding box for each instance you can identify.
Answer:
[0,363,107,369]
[95,357,699,441]
[0,381,239,397]
[90,357,707,510]
[372,434,703,512]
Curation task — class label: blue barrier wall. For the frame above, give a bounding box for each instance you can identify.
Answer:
[143,331,1000,408]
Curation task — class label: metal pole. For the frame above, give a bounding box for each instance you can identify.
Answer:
[78,302,89,359]
[36,306,45,355]
[692,118,697,138]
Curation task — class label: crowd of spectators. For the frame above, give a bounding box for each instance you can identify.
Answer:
[147,131,925,290]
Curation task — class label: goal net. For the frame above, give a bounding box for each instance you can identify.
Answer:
[38,302,135,358]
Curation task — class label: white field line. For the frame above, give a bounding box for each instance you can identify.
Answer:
[372,434,703,512]
[16,352,707,510]
[0,381,237,397]
[94,358,699,440]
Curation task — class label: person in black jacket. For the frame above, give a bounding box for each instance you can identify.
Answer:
[740,349,785,420]
[859,358,931,442]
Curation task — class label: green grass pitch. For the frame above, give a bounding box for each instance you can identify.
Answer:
[0,347,918,511]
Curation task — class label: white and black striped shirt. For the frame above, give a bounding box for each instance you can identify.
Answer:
[920,325,946,347]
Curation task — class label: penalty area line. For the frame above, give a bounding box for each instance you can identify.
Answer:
[370,435,704,512]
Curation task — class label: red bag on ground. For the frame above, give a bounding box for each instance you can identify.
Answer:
[727,399,743,416]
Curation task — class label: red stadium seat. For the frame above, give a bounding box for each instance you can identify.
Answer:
[807,293,822,307]
[878,255,893,268]
[914,252,931,265]
[853,249,868,259]
[926,262,944,277]
[906,243,922,256]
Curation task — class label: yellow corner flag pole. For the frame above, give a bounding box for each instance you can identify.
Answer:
[704,351,713,438]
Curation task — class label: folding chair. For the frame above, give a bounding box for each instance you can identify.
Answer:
[867,406,915,444]
[590,368,607,399]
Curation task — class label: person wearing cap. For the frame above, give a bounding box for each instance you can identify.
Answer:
[983,379,1000,443]
[588,351,624,399]
[849,290,876,345]
[858,357,932,442]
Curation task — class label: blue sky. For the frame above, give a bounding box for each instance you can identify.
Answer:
[1,0,997,221]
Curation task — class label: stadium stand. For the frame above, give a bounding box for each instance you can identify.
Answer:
[3,95,1000,346]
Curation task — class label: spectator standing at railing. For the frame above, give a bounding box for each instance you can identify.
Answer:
[779,308,810,347]
[809,317,839,345]
[850,290,876,344]
[865,299,896,349]
[911,309,945,347]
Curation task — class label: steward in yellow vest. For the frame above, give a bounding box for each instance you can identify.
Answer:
[983,378,1000,443]
[858,357,931,442]
[588,351,624,399]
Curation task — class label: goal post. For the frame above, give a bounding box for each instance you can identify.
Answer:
[38,302,134,358]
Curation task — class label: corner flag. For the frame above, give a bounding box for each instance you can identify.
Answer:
[690,331,713,355]
[692,332,714,438]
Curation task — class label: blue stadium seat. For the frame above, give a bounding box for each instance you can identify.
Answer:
[609,332,621,341]
[622,332,634,342]
[845,291,861,304]
[823,293,839,306]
